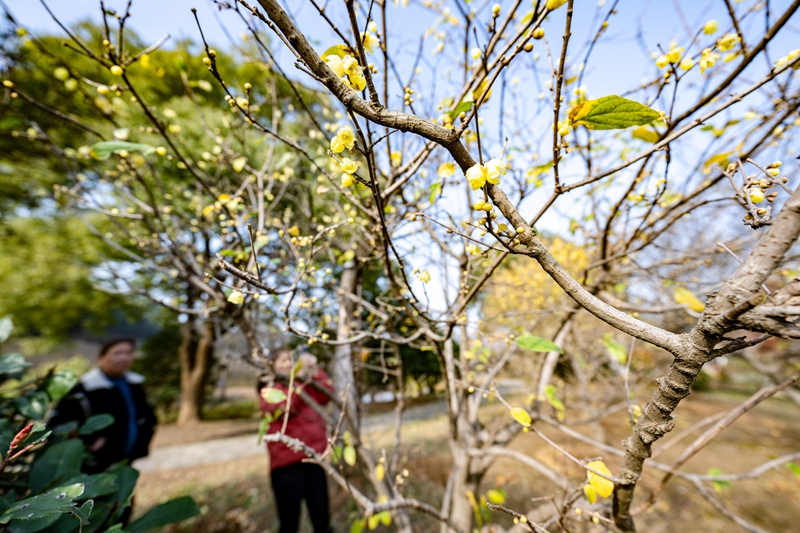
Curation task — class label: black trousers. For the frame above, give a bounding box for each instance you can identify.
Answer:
[270,462,331,533]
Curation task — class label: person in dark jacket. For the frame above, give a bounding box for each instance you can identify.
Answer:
[259,347,334,533]
[49,337,157,474]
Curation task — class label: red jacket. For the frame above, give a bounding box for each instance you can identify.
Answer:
[260,369,334,470]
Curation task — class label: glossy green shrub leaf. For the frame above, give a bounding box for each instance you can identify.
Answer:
[0,353,30,377]
[45,372,78,403]
[0,484,88,525]
[125,496,200,533]
[14,392,49,420]
[0,316,13,344]
[29,441,83,492]
[78,414,114,436]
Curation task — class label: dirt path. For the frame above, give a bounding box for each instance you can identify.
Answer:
[133,399,449,473]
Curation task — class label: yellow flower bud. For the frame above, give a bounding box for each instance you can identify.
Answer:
[703,20,718,35]
[749,189,765,203]
[110,65,124,76]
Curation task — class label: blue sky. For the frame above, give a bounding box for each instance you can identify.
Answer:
[6,0,800,312]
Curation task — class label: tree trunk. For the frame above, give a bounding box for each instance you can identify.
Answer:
[446,444,485,533]
[334,260,360,431]
[177,319,215,424]
[441,337,487,533]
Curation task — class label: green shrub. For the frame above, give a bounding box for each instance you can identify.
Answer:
[0,317,199,532]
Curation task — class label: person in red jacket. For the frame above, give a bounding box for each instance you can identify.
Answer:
[259,347,334,533]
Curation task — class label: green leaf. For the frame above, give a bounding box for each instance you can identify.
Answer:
[343,445,357,466]
[0,316,13,344]
[603,333,627,364]
[350,518,365,533]
[89,141,155,160]
[486,489,505,505]
[0,353,30,377]
[14,392,50,420]
[0,484,86,524]
[321,44,351,60]
[708,467,731,492]
[257,418,270,445]
[569,95,659,130]
[106,466,139,523]
[367,514,380,531]
[61,473,118,500]
[428,182,442,205]
[703,152,732,170]
[29,440,84,492]
[510,407,532,427]
[447,99,473,119]
[125,496,200,533]
[515,335,562,353]
[788,463,800,478]
[544,385,564,409]
[260,388,287,404]
[78,414,114,436]
[7,513,61,532]
[45,372,77,403]
[631,126,659,143]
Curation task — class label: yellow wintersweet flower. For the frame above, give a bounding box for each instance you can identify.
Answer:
[227,290,244,305]
[342,55,361,77]
[339,76,354,90]
[655,55,669,69]
[546,0,567,9]
[390,151,403,166]
[341,173,355,187]
[484,158,507,184]
[470,48,482,60]
[325,55,345,77]
[717,33,740,52]
[466,164,488,190]
[340,157,358,174]
[699,48,719,73]
[361,32,379,54]
[667,44,684,64]
[466,244,481,256]
[331,125,355,153]
[350,73,367,91]
[703,20,718,35]
[418,270,431,283]
[679,58,693,71]
[438,162,456,177]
